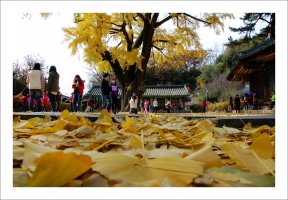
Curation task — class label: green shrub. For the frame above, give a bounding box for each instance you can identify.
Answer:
[190,104,202,113]
[81,99,88,111]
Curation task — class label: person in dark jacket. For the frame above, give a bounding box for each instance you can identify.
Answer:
[46,66,60,112]
[110,78,119,114]
[101,73,111,111]
[234,94,241,113]
[253,93,258,110]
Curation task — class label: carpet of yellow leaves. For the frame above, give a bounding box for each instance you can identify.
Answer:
[13,110,275,187]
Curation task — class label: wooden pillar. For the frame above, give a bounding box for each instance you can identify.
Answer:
[263,67,269,105]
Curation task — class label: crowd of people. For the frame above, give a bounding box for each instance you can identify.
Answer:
[15,64,276,114]
[228,92,260,113]
[200,91,275,114]
[18,62,85,113]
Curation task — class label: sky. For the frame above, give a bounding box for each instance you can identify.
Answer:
[11,12,247,96]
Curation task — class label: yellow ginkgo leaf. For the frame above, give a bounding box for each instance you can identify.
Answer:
[129,134,143,149]
[96,109,113,126]
[27,152,93,187]
[227,148,274,175]
[22,141,57,171]
[250,133,274,159]
[60,109,70,119]
[91,153,203,186]
[121,117,138,133]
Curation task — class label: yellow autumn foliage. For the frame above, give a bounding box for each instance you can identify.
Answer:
[63,13,233,73]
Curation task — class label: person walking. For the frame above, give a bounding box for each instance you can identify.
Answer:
[144,99,149,114]
[234,94,241,113]
[46,66,60,112]
[244,93,249,111]
[72,75,85,112]
[149,99,153,112]
[26,63,45,112]
[165,98,171,113]
[253,93,258,110]
[101,73,112,111]
[228,96,234,112]
[153,98,158,113]
[110,78,119,114]
[270,91,275,110]
[129,93,138,114]
[201,99,207,113]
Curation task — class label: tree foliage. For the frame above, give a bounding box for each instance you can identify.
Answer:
[63,13,233,107]
[227,13,275,49]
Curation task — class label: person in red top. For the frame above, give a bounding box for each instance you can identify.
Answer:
[244,93,249,110]
[41,94,49,111]
[72,75,85,112]
[201,99,207,113]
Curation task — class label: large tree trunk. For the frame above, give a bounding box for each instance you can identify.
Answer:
[101,14,157,110]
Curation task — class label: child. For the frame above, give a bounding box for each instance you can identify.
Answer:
[201,99,207,113]
[86,95,94,112]
[144,99,149,114]
[41,94,49,111]
[129,93,138,114]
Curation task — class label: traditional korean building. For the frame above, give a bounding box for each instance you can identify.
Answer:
[87,85,191,110]
[142,85,190,109]
[227,38,275,105]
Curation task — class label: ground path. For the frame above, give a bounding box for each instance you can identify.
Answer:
[14,110,275,128]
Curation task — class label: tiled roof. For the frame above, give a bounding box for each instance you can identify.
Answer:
[88,86,122,98]
[227,38,275,81]
[142,85,189,98]
[88,85,189,98]
[238,38,275,60]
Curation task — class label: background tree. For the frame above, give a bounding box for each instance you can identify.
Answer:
[13,54,47,95]
[63,13,233,108]
[85,67,102,91]
[227,13,275,49]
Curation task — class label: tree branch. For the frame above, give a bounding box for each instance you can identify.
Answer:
[151,13,159,26]
[132,30,144,49]
[136,13,146,22]
[153,39,177,45]
[152,45,166,56]
[183,13,211,25]
[155,14,174,28]
[121,21,132,51]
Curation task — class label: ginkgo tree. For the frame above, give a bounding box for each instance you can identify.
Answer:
[63,13,233,108]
